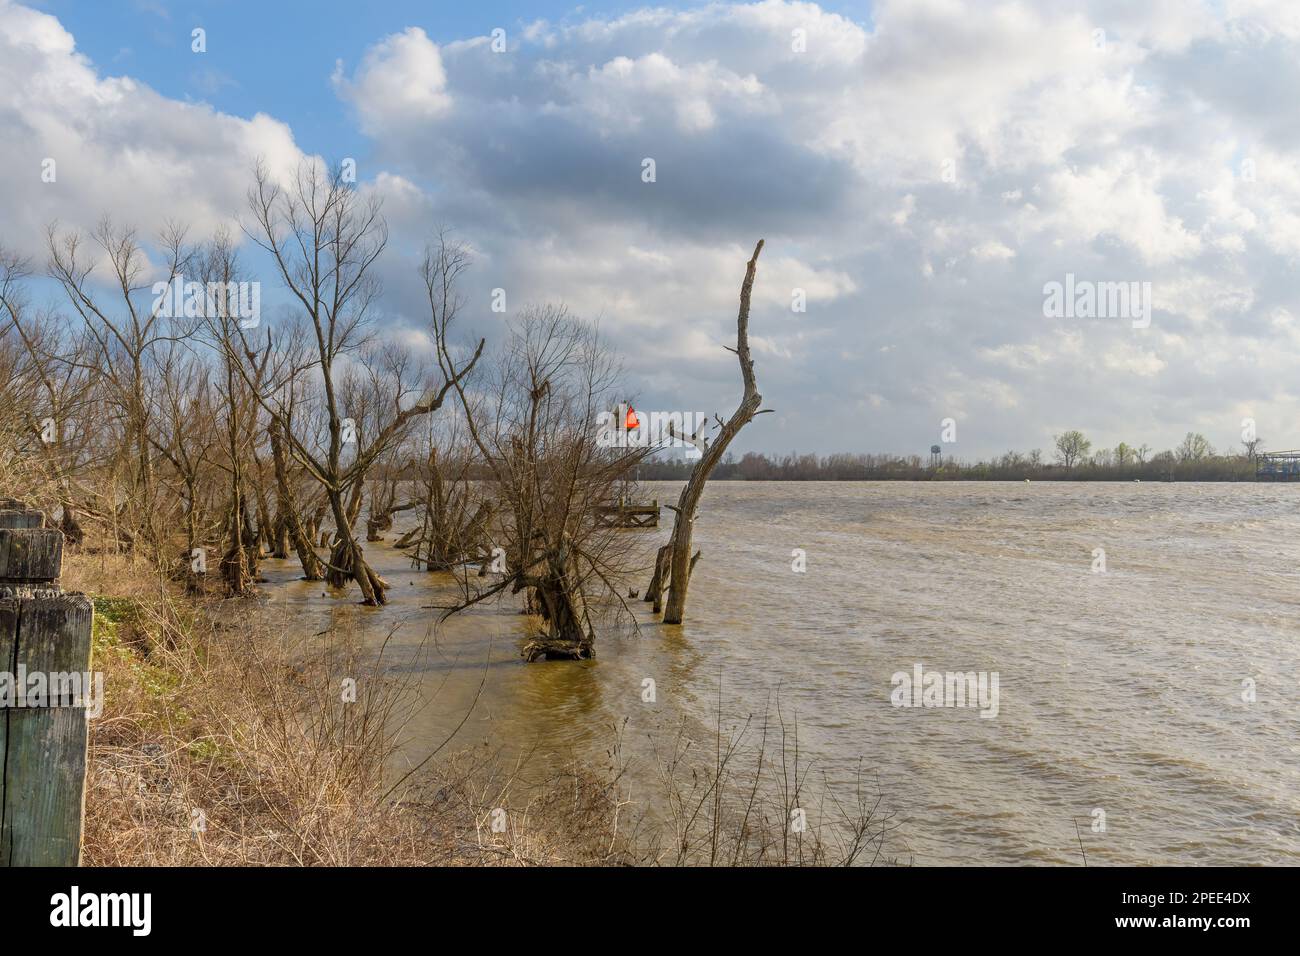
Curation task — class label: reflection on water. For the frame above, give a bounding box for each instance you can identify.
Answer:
[262,481,1300,865]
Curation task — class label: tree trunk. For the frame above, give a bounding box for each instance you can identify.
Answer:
[645,543,671,613]
[221,498,251,595]
[271,514,290,559]
[59,506,84,548]
[522,537,594,660]
[269,421,322,580]
[660,240,767,625]
[366,514,391,542]
[326,493,386,605]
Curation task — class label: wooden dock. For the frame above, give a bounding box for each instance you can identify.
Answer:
[594,499,660,528]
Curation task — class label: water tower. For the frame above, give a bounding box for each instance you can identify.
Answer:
[930,444,942,469]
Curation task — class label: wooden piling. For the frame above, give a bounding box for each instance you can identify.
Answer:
[0,499,93,867]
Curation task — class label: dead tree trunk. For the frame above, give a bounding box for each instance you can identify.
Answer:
[522,536,595,661]
[366,500,418,542]
[269,420,322,580]
[658,239,768,625]
[644,543,671,612]
[325,494,387,605]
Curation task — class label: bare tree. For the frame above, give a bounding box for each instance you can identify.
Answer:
[651,240,770,626]
[148,339,221,590]
[196,232,274,595]
[1,243,99,540]
[1175,431,1213,463]
[402,428,493,570]
[444,305,649,660]
[237,163,481,604]
[46,218,196,551]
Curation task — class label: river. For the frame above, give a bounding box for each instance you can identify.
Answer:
[260,481,1300,865]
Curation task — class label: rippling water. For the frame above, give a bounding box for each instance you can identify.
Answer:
[261,481,1300,865]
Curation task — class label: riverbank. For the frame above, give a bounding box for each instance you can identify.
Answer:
[66,550,636,865]
[66,546,890,865]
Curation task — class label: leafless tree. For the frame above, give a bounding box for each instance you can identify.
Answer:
[1,243,98,539]
[398,415,494,571]
[649,240,770,625]
[46,218,195,551]
[148,338,221,590]
[237,162,481,604]
[443,305,650,660]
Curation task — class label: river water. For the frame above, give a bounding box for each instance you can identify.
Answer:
[260,481,1300,865]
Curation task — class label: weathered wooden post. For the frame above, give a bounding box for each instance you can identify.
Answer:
[0,500,93,866]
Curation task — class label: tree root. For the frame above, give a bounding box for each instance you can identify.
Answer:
[522,638,594,662]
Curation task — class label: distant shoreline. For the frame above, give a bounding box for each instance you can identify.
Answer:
[634,446,1264,483]
[639,476,1271,483]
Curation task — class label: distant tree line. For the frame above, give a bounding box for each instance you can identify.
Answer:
[636,430,1268,482]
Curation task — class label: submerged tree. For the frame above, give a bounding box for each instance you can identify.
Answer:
[235,161,481,605]
[647,239,771,626]
[398,420,494,571]
[444,305,649,660]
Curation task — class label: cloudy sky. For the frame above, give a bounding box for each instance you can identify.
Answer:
[4,0,1300,459]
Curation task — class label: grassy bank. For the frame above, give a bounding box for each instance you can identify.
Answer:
[66,551,634,865]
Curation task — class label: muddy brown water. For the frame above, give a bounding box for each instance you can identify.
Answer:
[260,481,1300,865]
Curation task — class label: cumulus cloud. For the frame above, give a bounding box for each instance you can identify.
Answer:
[316,0,1300,456]
[332,27,453,136]
[0,0,304,259]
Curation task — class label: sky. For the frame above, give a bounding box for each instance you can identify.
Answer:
[3,0,1300,460]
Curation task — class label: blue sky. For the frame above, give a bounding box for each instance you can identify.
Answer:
[6,1,1300,461]
[42,0,871,171]
[42,2,658,158]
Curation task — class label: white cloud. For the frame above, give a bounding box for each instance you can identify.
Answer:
[333,27,452,135]
[0,0,304,257]
[310,0,1292,457]
[1103,345,1167,377]
[972,240,1016,262]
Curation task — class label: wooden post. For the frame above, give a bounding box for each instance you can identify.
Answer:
[0,500,93,867]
